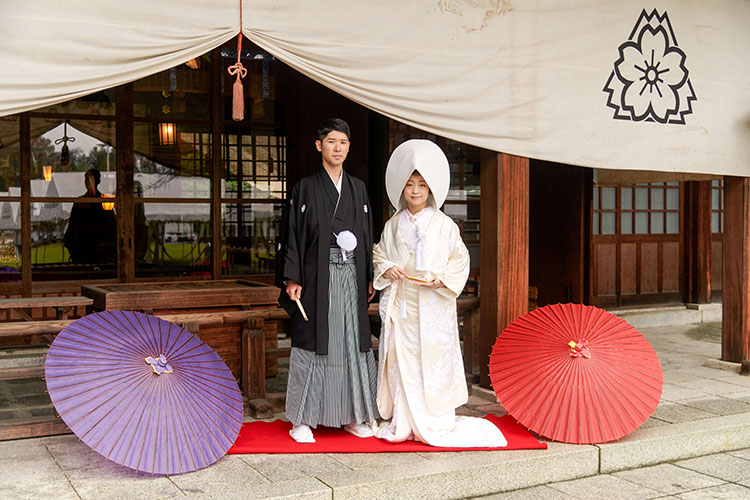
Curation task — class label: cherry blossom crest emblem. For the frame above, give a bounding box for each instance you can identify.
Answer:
[603,9,697,124]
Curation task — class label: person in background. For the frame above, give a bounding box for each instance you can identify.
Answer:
[63,168,116,264]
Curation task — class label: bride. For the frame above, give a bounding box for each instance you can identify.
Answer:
[372,139,507,448]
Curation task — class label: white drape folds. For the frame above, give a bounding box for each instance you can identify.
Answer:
[0,0,238,115]
[1,1,749,175]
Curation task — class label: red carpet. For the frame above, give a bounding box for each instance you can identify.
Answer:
[227,414,547,454]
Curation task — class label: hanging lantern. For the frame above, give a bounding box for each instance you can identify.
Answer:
[101,193,115,211]
[159,123,176,146]
[55,121,75,166]
[43,165,53,181]
[185,58,201,70]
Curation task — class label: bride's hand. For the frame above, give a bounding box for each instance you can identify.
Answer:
[384,265,406,281]
[415,278,444,289]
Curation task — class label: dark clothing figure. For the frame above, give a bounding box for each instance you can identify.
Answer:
[63,171,116,263]
[276,169,374,354]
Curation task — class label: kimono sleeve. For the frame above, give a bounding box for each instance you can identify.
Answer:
[434,219,470,299]
[372,217,400,291]
[276,184,304,287]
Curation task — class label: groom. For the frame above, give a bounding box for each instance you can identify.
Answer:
[276,118,379,443]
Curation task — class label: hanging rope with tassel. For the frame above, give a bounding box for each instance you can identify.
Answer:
[227,4,247,121]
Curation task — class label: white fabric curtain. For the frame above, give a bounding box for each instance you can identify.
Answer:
[1,0,748,176]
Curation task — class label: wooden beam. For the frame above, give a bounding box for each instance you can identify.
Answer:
[683,181,712,304]
[211,47,223,280]
[20,113,31,297]
[479,151,529,387]
[116,84,134,282]
[722,176,750,363]
[597,168,720,185]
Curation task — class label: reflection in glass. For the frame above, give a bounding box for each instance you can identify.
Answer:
[31,119,116,197]
[601,212,616,235]
[32,90,116,116]
[0,116,21,192]
[31,201,116,281]
[134,202,212,278]
[133,59,211,120]
[0,200,20,282]
[222,203,283,275]
[134,124,211,198]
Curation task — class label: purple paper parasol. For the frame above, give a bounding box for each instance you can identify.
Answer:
[45,311,244,475]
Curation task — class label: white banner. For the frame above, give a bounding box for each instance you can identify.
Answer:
[1,1,748,175]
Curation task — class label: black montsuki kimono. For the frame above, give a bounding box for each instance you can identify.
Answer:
[276,169,374,355]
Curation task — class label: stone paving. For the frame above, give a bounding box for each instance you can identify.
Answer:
[1,320,750,499]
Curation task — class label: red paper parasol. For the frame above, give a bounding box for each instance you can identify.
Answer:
[489,303,662,444]
[45,311,244,475]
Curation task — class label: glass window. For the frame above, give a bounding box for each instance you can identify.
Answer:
[650,188,664,210]
[32,89,116,116]
[30,119,116,198]
[593,186,599,210]
[31,200,117,280]
[621,187,632,210]
[621,212,632,234]
[666,188,679,210]
[601,212,616,235]
[0,200,21,281]
[635,212,648,234]
[0,116,21,192]
[134,124,211,198]
[635,187,648,209]
[222,131,286,200]
[601,187,616,210]
[222,202,283,275]
[666,212,679,234]
[592,212,599,235]
[134,202,212,278]
[133,58,211,120]
[650,212,664,234]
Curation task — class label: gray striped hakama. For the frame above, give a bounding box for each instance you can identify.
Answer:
[285,249,379,428]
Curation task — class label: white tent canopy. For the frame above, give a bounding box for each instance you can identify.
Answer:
[1,0,748,176]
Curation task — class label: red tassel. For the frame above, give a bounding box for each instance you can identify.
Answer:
[232,77,245,121]
[228,33,247,122]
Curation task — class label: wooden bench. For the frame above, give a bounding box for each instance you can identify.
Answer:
[0,296,93,321]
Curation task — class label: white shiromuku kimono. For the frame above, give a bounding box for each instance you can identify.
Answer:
[372,206,507,447]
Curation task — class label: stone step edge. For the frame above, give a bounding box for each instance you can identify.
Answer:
[596,411,750,473]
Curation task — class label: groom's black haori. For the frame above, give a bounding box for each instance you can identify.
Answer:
[275,161,374,356]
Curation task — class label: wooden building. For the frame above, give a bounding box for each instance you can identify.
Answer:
[1,39,749,439]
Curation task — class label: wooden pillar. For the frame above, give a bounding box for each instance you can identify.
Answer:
[20,114,31,297]
[683,180,712,304]
[722,176,750,363]
[116,84,134,282]
[211,47,223,280]
[479,151,529,387]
